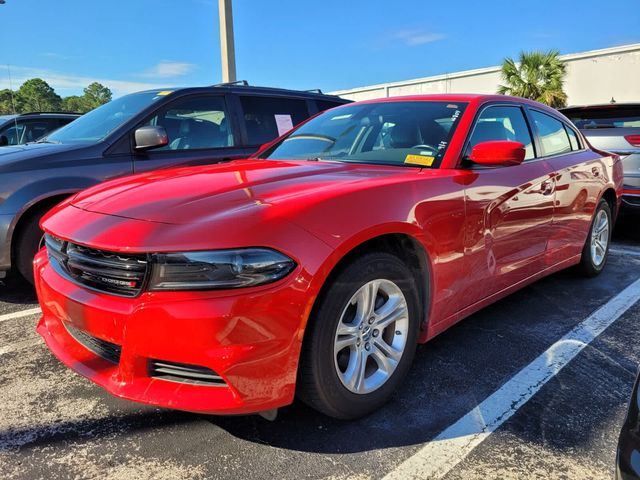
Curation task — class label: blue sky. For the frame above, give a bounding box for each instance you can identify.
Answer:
[1,0,638,98]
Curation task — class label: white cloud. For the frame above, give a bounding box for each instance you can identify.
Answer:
[0,65,168,97]
[138,61,196,78]
[392,30,446,46]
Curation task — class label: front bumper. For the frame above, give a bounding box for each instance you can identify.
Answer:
[34,249,313,415]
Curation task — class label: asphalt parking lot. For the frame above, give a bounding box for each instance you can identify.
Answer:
[2,220,640,480]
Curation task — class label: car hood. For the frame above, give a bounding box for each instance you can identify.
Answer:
[71,159,415,226]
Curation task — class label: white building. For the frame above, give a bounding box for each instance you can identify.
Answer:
[331,43,640,106]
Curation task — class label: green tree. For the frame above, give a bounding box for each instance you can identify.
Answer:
[62,95,87,113]
[0,89,23,115]
[82,82,112,110]
[497,50,568,108]
[17,78,62,112]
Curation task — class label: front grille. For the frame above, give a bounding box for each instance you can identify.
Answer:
[45,234,148,297]
[149,359,226,386]
[65,323,122,364]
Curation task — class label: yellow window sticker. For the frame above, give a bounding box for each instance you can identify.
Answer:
[404,154,435,167]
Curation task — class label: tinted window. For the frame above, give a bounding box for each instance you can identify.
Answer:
[315,99,346,114]
[145,96,233,150]
[468,105,535,160]
[240,96,309,145]
[566,126,580,150]
[531,111,571,156]
[0,122,25,145]
[0,119,59,144]
[564,106,640,129]
[263,101,467,168]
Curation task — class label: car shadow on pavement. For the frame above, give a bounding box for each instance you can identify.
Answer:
[0,408,199,453]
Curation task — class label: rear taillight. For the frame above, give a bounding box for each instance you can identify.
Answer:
[625,135,640,147]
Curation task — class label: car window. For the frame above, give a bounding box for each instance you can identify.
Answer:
[564,106,640,129]
[531,110,572,157]
[263,101,468,168]
[145,96,233,151]
[315,99,346,114]
[0,122,25,145]
[468,105,535,160]
[240,96,310,145]
[566,126,581,151]
[23,119,61,142]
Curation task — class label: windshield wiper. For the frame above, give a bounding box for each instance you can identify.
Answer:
[35,139,61,144]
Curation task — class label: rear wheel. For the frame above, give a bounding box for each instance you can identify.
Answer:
[298,252,421,419]
[578,199,612,277]
[14,206,48,285]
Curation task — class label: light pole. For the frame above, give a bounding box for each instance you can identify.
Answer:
[218,0,236,83]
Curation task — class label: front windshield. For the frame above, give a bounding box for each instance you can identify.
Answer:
[262,101,467,167]
[45,91,170,144]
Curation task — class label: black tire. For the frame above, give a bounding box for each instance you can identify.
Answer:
[297,252,421,420]
[578,199,612,277]
[14,206,48,285]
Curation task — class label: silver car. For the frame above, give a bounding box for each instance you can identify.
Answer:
[561,103,640,212]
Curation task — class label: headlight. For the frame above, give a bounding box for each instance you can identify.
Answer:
[148,248,296,291]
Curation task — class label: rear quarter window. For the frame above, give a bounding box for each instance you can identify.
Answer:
[531,110,572,157]
[240,96,310,145]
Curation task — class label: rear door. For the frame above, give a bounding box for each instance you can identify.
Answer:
[462,104,555,304]
[132,94,250,173]
[236,95,311,149]
[530,109,606,264]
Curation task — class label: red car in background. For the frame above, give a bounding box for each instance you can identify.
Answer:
[34,94,622,420]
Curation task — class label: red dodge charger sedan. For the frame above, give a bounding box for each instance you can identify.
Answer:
[34,95,622,419]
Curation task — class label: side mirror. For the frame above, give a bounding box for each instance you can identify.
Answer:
[134,126,169,151]
[469,140,526,167]
[0,135,8,147]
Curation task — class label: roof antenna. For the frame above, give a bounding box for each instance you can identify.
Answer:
[610,97,616,104]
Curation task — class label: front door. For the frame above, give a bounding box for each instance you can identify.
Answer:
[133,94,252,173]
[461,104,555,307]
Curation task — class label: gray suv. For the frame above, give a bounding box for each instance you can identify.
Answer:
[561,103,640,212]
[0,84,349,283]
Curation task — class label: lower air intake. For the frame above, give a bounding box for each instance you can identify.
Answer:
[149,359,226,386]
[65,323,122,364]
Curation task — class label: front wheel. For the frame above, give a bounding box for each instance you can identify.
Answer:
[578,199,612,277]
[297,252,421,419]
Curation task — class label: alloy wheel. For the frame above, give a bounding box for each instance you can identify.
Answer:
[333,279,409,395]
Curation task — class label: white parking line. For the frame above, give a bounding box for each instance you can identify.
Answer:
[610,246,640,258]
[0,307,41,324]
[384,277,640,480]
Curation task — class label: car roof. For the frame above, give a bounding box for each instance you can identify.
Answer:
[17,112,82,118]
[134,83,350,102]
[346,94,561,114]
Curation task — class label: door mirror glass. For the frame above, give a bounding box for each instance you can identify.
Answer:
[469,140,526,167]
[134,125,169,151]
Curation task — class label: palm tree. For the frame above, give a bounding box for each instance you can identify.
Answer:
[497,50,568,108]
